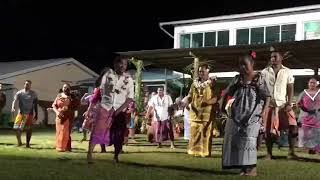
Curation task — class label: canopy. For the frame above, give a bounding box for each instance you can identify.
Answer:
[118,40,320,72]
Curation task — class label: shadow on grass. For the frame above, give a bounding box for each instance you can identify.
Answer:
[126,151,222,158]
[257,155,320,163]
[0,143,16,146]
[258,155,288,160]
[29,147,56,150]
[122,161,237,175]
[296,157,320,163]
[0,153,231,175]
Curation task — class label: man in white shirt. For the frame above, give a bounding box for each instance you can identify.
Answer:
[146,87,175,148]
[99,56,134,163]
[261,47,298,159]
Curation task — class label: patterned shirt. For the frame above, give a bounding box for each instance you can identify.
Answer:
[100,68,134,110]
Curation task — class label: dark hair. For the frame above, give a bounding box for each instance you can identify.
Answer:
[239,51,255,65]
[270,46,284,56]
[58,88,63,93]
[113,55,129,65]
[199,64,212,73]
[26,80,32,84]
[309,76,318,81]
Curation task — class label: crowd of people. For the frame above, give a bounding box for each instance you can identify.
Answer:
[3,46,320,177]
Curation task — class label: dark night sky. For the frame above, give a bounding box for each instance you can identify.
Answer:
[0,0,319,73]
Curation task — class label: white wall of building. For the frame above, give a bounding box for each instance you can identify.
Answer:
[1,63,96,124]
[174,10,320,48]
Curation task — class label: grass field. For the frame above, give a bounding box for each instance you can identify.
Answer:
[0,128,320,180]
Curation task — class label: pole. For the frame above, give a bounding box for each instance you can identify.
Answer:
[193,57,199,81]
[182,73,186,96]
[165,68,167,94]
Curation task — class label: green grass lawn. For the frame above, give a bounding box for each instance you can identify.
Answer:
[0,129,320,180]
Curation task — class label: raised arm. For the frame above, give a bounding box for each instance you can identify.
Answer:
[80,93,90,105]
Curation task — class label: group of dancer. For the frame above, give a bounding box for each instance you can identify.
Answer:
[8,46,320,176]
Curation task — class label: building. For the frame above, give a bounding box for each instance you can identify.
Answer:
[121,5,320,74]
[159,4,320,49]
[0,58,98,127]
[119,4,320,98]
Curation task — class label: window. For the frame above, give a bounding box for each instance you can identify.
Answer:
[204,32,216,47]
[250,27,264,44]
[304,21,320,40]
[236,29,249,45]
[191,33,203,48]
[180,34,191,48]
[217,31,229,46]
[281,24,296,42]
[266,26,280,43]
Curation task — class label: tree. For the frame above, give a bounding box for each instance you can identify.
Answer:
[129,58,144,113]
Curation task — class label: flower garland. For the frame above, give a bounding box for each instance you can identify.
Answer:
[193,78,212,90]
[108,70,131,94]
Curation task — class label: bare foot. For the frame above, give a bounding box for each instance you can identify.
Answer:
[288,153,299,160]
[245,172,257,176]
[87,153,93,164]
[240,168,246,176]
[113,157,119,165]
[265,154,273,160]
[308,149,316,154]
[245,167,257,176]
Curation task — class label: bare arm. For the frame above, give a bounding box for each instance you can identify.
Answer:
[145,105,153,118]
[52,96,60,115]
[33,98,38,119]
[84,101,94,117]
[11,99,17,112]
[206,96,217,105]
[287,83,294,105]
[80,93,89,105]
[262,97,270,115]
[184,85,194,110]
[11,92,18,112]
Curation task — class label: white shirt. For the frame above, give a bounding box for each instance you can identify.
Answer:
[148,94,173,121]
[100,68,134,110]
[261,65,294,107]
